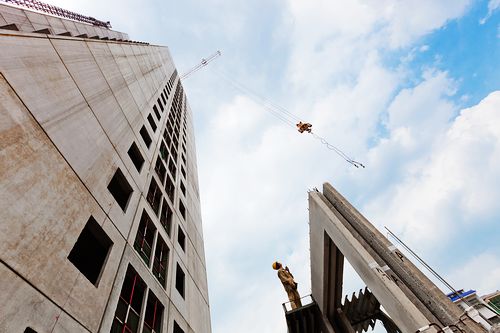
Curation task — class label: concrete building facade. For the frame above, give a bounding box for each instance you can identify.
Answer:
[0,3,211,333]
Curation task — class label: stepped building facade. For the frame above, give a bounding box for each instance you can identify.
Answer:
[0,2,211,333]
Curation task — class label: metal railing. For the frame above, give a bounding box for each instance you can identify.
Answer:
[282,294,315,312]
[1,0,112,28]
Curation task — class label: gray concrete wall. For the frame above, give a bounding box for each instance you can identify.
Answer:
[0,17,210,333]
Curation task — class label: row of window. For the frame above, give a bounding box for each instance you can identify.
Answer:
[133,208,186,289]
[110,265,187,333]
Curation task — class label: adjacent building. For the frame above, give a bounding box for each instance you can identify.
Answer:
[0,1,211,332]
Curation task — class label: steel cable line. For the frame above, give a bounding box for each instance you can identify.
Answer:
[210,66,366,168]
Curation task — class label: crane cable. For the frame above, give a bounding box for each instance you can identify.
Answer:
[210,66,366,168]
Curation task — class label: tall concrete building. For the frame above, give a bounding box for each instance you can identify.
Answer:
[0,1,211,333]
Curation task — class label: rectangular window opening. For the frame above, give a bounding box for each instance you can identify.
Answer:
[152,236,169,287]
[157,98,164,111]
[140,125,152,148]
[168,159,177,180]
[179,200,186,220]
[180,181,186,196]
[164,175,175,202]
[160,199,173,236]
[134,211,156,266]
[146,178,163,215]
[173,321,185,333]
[175,263,185,298]
[177,226,185,251]
[153,105,161,119]
[68,216,113,286]
[161,92,167,105]
[108,168,133,212]
[147,114,157,132]
[127,142,145,173]
[143,291,164,333]
[111,265,146,333]
[154,158,166,184]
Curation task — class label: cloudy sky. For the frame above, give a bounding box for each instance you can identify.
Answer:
[50,0,499,331]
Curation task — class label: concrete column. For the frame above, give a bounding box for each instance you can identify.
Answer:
[321,183,486,333]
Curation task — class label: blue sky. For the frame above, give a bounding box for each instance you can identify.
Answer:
[50,1,499,332]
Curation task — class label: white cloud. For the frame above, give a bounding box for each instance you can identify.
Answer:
[447,252,500,295]
[480,0,500,24]
[364,91,500,251]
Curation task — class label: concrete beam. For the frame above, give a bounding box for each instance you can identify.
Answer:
[309,191,433,333]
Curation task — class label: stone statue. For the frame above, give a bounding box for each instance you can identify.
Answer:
[273,261,302,309]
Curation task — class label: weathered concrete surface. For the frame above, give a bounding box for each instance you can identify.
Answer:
[309,191,432,333]
[0,73,124,332]
[1,11,211,333]
[321,183,486,333]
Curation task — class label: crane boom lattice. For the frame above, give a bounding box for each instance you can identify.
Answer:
[180,50,221,80]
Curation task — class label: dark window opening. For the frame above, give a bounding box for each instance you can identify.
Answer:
[175,263,185,298]
[154,158,166,184]
[146,178,162,215]
[133,211,156,266]
[152,236,169,287]
[127,142,144,172]
[157,98,164,111]
[179,200,186,220]
[25,328,38,333]
[108,168,133,212]
[161,92,167,105]
[168,159,177,180]
[177,226,185,251]
[173,134,179,148]
[111,265,146,333]
[160,141,169,162]
[143,291,164,333]
[147,114,157,132]
[171,146,178,163]
[181,166,186,179]
[68,216,113,286]
[160,199,172,236]
[173,321,185,333]
[180,181,186,196]
[140,126,152,148]
[166,121,173,135]
[153,105,161,120]
[181,154,186,165]
[164,176,175,202]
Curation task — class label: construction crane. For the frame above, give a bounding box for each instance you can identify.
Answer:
[180,50,221,80]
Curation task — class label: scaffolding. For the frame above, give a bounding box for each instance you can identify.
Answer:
[1,0,112,28]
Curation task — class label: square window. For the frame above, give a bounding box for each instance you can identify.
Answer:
[140,126,152,148]
[175,263,185,298]
[147,114,157,132]
[177,226,185,251]
[68,216,113,286]
[127,142,144,172]
[108,168,133,211]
